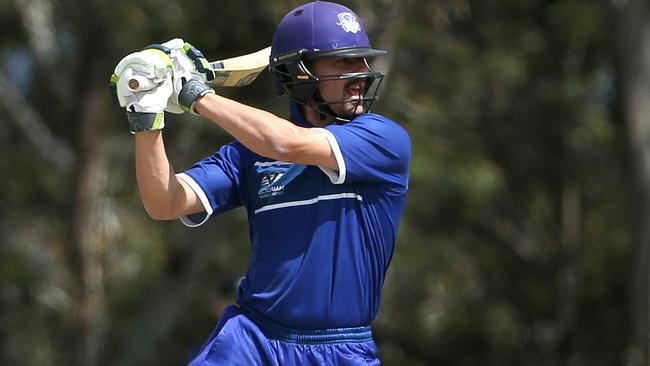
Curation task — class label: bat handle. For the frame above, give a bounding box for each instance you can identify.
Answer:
[126,75,159,92]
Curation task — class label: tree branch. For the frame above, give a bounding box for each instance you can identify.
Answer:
[0,72,75,172]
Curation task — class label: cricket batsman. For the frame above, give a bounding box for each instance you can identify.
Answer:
[111,1,410,365]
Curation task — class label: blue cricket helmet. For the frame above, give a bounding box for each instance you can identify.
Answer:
[270,1,386,122]
[271,1,386,59]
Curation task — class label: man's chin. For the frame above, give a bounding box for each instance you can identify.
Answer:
[338,103,365,119]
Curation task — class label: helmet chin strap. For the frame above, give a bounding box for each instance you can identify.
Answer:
[312,91,339,121]
[310,90,359,124]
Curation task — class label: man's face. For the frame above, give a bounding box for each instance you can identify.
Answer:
[311,57,369,119]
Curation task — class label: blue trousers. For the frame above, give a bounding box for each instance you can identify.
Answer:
[187,305,380,365]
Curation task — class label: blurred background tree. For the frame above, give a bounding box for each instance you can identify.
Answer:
[0,0,646,365]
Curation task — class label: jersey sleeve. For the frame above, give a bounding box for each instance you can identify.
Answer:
[316,114,411,192]
[176,142,246,227]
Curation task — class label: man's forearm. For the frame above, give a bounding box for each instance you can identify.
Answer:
[134,131,186,219]
[195,93,298,159]
[194,93,337,169]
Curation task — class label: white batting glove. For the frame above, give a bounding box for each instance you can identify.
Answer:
[153,38,214,114]
[111,49,173,133]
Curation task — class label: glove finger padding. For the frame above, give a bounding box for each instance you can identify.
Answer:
[111,49,173,133]
[157,38,213,114]
[113,49,173,113]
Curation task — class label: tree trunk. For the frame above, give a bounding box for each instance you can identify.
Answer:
[617,0,650,364]
[71,81,105,366]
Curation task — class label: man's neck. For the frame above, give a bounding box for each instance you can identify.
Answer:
[303,105,334,127]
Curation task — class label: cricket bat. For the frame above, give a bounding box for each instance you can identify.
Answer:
[206,46,271,87]
[127,46,271,92]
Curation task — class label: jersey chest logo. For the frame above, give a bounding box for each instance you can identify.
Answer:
[260,172,284,188]
[253,161,305,199]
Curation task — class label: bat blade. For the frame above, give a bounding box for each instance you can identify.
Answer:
[126,46,271,92]
[207,46,271,87]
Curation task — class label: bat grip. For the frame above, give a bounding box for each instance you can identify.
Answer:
[127,75,159,92]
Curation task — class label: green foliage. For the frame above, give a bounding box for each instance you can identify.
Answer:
[0,0,636,365]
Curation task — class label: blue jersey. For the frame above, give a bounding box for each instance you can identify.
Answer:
[177,108,410,330]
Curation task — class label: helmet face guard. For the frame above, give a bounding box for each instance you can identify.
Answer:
[270,2,387,123]
[271,50,384,122]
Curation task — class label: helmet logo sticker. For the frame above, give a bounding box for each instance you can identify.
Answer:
[336,12,361,34]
